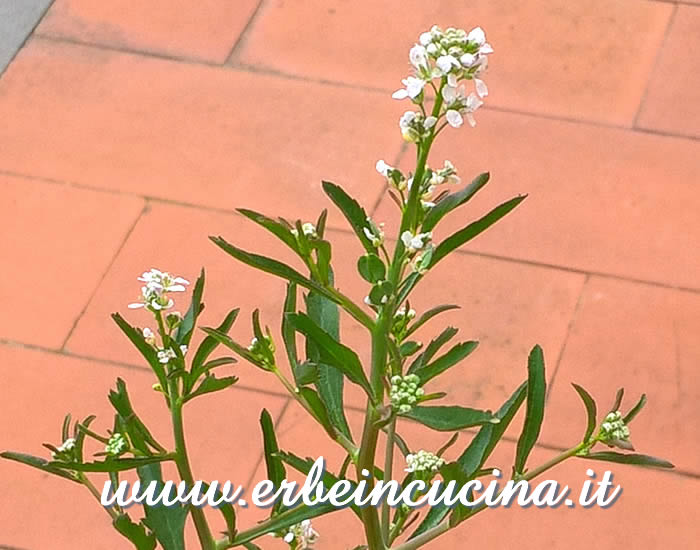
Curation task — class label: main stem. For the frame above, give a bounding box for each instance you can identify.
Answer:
[357,314,390,550]
[170,391,216,550]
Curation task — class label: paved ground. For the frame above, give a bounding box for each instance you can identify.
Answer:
[1,1,699,549]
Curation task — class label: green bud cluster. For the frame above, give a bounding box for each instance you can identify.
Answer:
[390,374,424,414]
[105,433,128,456]
[248,335,276,369]
[600,411,630,442]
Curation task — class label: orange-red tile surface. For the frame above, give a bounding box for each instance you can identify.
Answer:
[38,0,259,63]
[375,108,700,290]
[542,276,700,475]
[637,6,700,139]
[1,2,699,549]
[0,174,143,347]
[0,38,402,218]
[239,0,672,125]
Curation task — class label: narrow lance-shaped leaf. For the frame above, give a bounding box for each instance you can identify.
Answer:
[112,514,157,550]
[237,208,300,253]
[282,282,299,370]
[430,195,526,268]
[581,452,674,469]
[112,313,168,393]
[183,374,238,403]
[298,386,339,440]
[408,326,459,374]
[422,172,490,231]
[0,451,79,482]
[260,409,286,515]
[404,304,460,338]
[109,378,165,454]
[190,308,239,380]
[138,463,188,550]
[51,455,174,473]
[287,312,373,400]
[572,383,597,443]
[321,181,374,252]
[623,393,647,424]
[175,268,205,346]
[415,341,478,384]
[514,345,546,474]
[402,405,497,431]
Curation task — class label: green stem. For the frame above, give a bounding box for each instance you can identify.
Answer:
[381,417,397,543]
[80,473,120,521]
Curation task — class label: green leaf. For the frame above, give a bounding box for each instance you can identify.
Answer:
[402,405,497,431]
[298,386,338,440]
[287,312,373,400]
[292,361,318,386]
[0,451,79,482]
[51,455,173,473]
[237,208,300,253]
[210,236,340,306]
[314,239,333,285]
[399,341,423,357]
[199,328,271,371]
[581,452,674,469]
[623,393,647,424]
[514,345,546,474]
[191,308,239,380]
[430,196,526,268]
[113,514,157,550]
[321,181,374,252]
[415,341,478,384]
[572,383,597,443]
[282,282,299,370]
[175,268,205,347]
[408,326,458,374]
[611,387,625,412]
[396,272,422,305]
[138,463,188,550]
[260,410,286,487]
[357,254,386,284]
[305,281,352,441]
[112,313,168,392]
[183,374,238,403]
[422,172,490,231]
[109,378,164,454]
[201,482,236,541]
[404,304,459,338]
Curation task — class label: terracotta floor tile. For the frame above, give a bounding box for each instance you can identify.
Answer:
[375,108,700,290]
[541,276,700,475]
[240,0,672,125]
[0,38,402,218]
[0,175,143,348]
[636,6,700,139]
[38,0,259,63]
[0,344,285,549]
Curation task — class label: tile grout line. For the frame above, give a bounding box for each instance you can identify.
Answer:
[58,201,150,352]
[26,33,700,143]
[544,273,590,403]
[223,0,267,66]
[0,0,56,81]
[632,3,679,129]
[4,166,700,296]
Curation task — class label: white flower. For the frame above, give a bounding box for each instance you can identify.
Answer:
[447,73,458,88]
[291,222,317,238]
[180,345,188,355]
[138,269,189,293]
[464,93,484,126]
[424,116,437,129]
[436,55,459,74]
[405,450,445,474]
[283,519,319,549]
[468,26,486,46]
[392,76,426,100]
[142,327,157,346]
[157,348,176,364]
[401,230,432,253]
[445,109,464,128]
[52,437,76,458]
[460,52,477,67]
[363,218,385,247]
[419,31,433,46]
[480,43,494,55]
[409,44,428,69]
[128,285,174,311]
[376,159,392,177]
[442,83,466,105]
[474,77,488,98]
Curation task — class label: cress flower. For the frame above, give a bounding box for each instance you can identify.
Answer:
[281,519,319,549]
[51,438,76,460]
[105,433,128,456]
[430,160,460,186]
[128,269,189,311]
[291,222,317,239]
[392,76,427,100]
[142,327,157,346]
[401,230,432,253]
[363,217,385,248]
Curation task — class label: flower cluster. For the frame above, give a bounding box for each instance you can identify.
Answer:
[105,433,128,456]
[390,374,425,414]
[401,230,432,254]
[393,25,493,131]
[51,438,76,460]
[405,450,445,474]
[392,305,416,340]
[128,269,189,311]
[291,222,317,239]
[600,411,631,443]
[248,335,276,369]
[281,519,319,549]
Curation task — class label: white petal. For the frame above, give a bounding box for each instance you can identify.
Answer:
[480,43,494,54]
[446,109,464,128]
[441,85,457,104]
[405,76,425,98]
[468,27,486,45]
[424,116,437,129]
[460,53,476,67]
[392,89,409,100]
[447,73,458,87]
[375,159,390,175]
[401,231,413,247]
[419,32,432,46]
[128,303,145,309]
[283,533,294,543]
[466,113,477,127]
[474,78,488,98]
